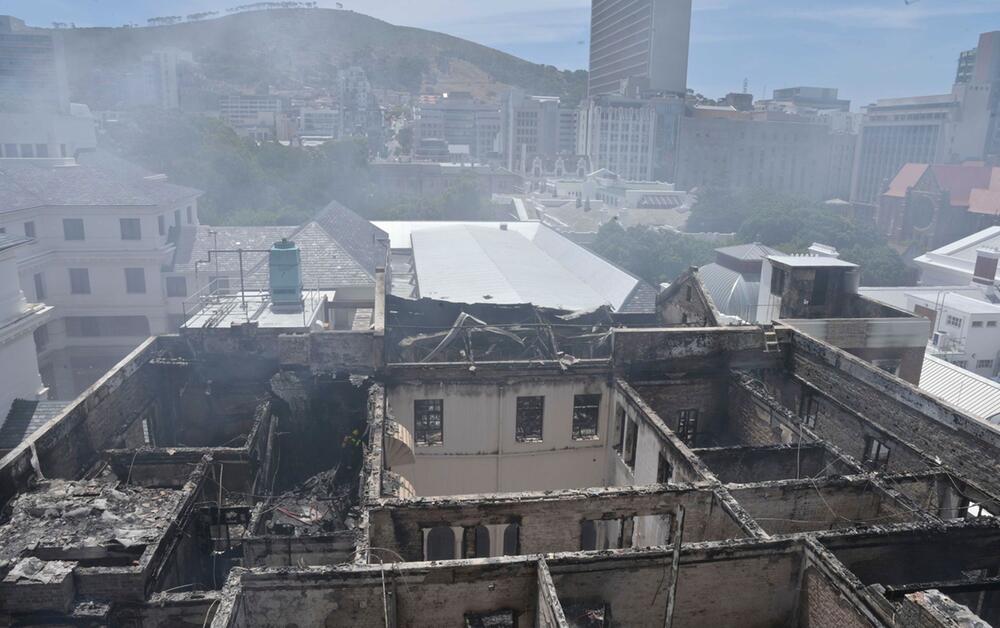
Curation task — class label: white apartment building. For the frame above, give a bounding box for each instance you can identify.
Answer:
[219,95,284,128]
[299,108,341,138]
[502,90,579,173]
[0,152,202,400]
[0,105,97,159]
[916,292,1000,377]
[0,235,51,419]
[577,96,657,181]
[141,49,193,110]
[413,92,501,161]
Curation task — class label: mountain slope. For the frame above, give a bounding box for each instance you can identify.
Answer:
[54,8,586,106]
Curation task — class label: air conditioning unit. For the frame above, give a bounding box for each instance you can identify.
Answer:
[933,331,946,347]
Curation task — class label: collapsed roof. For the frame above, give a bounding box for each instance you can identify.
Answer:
[387,295,615,363]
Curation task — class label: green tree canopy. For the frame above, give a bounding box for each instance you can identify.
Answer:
[589,221,718,286]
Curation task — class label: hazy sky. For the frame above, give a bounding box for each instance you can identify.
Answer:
[8,0,1000,108]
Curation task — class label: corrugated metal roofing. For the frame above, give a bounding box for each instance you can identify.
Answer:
[698,262,760,323]
[406,222,650,312]
[919,354,1000,424]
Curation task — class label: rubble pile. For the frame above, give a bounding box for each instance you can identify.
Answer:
[0,479,183,568]
[263,466,354,536]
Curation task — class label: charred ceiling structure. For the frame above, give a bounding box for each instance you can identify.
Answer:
[5,281,1000,626]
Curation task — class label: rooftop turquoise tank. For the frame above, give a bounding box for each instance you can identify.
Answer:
[269,238,302,308]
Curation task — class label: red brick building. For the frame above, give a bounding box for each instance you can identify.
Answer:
[877,162,1000,251]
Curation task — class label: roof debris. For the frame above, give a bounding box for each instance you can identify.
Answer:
[263,466,355,536]
[0,479,184,567]
[388,296,615,363]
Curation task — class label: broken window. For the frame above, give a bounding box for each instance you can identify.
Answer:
[770,267,786,295]
[614,403,627,452]
[425,526,456,560]
[676,409,698,445]
[967,502,997,518]
[580,517,634,551]
[811,269,829,306]
[657,451,672,483]
[800,394,820,428]
[862,436,891,470]
[572,394,601,440]
[624,418,638,468]
[414,399,444,446]
[515,396,544,442]
[465,610,516,628]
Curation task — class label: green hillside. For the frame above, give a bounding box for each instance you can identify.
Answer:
[53,8,586,107]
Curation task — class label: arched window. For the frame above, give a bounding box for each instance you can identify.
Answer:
[474,525,491,558]
[580,520,597,551]
[425,526,456,561]
[503,523,520,555]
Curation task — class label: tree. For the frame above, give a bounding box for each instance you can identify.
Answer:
[396,127,413,155]
[687,188,917,287]
[589,222,718,286]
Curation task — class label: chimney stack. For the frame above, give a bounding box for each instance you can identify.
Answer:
[973,248,1000,285]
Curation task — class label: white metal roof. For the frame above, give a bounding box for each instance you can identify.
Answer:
[920,354,1000,424]
[766,254,858,268]
[372,221,538,250]
[401,222,642,311]
[858,286,988,310]
[914,226,1000,279]
[928,292,1000,315]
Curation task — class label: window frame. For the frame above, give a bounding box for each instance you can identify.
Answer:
[572,393,601,441]
[800,394,820,429]
[676,409,699,445]
[124,268,147,294]
[165,276,188,298]
[862,436,891,470]
[63,218,85,241]
[623,417,638,468]
[414,399,444,447]
[120,218,142,241]
[68,268,91,295]
[657,451,672,484]
[514,395,544,442]
[33,272,45,301]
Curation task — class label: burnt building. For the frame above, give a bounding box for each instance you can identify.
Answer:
[3,248,1000,627]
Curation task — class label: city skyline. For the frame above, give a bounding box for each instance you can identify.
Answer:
[6,0,1000,109]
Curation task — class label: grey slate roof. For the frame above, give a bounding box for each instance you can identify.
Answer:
[171,226,295,275]
[0,151,202,213]
[312,200,389,277]
[171,202,389,290]
[620,282,659,314]
[715,242,781,262]
[0,400,67,450]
